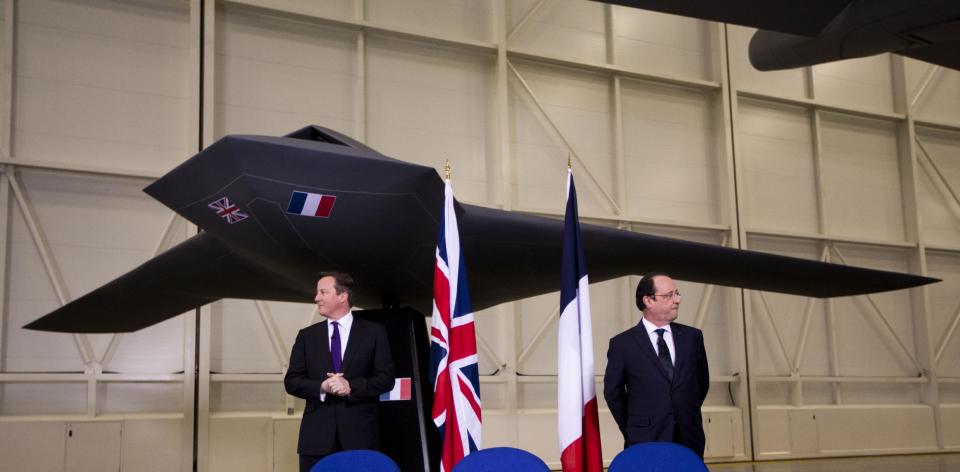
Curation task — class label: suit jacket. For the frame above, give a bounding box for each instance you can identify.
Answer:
[284,317,395,455]
[603,321,709,457]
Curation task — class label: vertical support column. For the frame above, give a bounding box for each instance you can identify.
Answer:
[185,1,200,470]
[0,168,9,374]
[201,0,215,148]
[189,1,216,470]
[182,304,198,472]
[197,303,213,472]
[608,0,626,217]
[493,0,512,210]
[492,1,519,445]
[354,0,367,142]
[891,55,940,448]
[808,109,827,405]
[718,23,753,460]
[0,0,14,159]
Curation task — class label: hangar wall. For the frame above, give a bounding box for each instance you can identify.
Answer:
[0,0,958,470]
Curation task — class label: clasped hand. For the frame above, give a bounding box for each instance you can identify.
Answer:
[322,373,351,397]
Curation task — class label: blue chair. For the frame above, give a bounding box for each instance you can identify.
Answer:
[452,447,550,472]
[609,442,708,472]
[310,449,400,472]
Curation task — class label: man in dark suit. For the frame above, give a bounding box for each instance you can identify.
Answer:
[603,271,710,457]
[285,272,395,472]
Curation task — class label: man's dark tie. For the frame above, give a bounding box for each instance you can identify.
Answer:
[331,321,342,373]
[655,328,674,381]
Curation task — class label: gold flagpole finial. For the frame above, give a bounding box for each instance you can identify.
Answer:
[444,159,451,180]
[567,153,572,170]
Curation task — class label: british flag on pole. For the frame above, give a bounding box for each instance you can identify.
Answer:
[558,169,602,472]
[429,175,481,472]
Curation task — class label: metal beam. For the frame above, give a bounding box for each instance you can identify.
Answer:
[791,246,830,373]
[916,138,960,217]
[0,0,14,159]
[752,291,793,372]
[507,61,623,215]
[692,235,728,329]
[507,0,548,42]
[253,300,289,369]
[830,246,923,373]
[909,65,940,111]
[934,297,960,366]
[515,304,559,368]
[7,170,94,366]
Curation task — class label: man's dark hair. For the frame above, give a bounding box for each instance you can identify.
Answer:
[636,271,670,311]
[319,272,355,306]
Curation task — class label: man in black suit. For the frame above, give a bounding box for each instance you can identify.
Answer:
[603,272,710,457]
[285,272,395,472]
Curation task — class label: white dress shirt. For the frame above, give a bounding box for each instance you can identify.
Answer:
[641,317,676,365]
[320,311,353,401]
[327,310,354,360]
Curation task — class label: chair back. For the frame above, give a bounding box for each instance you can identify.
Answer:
[310,449,400,472]
[451,447,550,472]
[609,442,708,472]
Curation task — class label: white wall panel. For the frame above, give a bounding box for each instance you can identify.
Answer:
[215,4,358,140]
[474,309,503,377]
[14,0,191,173]
[916,127,960,247]
[621,80,720,224]
[813,55,894,112]
[738,99,818,233]
[612,7,714,80]
[6,170,180,373]
[509,61,613,214]
[100,383,183,414]
[0,420,66,472]
[516,277,624,376]
[122,418,182,472]
[1,383,87,415]
[366,0,492,43]
[907,59,960,125]
[944,405,960,448]
[745,237,823,378]
[367,34,493,204]
[819,113,904,242]
[727,26,807,99]
[65,421,122,472]
[211,300,283,373]
[248,0,355,22]
[927,251,960,378]
[816,406,936,453]
[209,416,273,472]
[273,418,299,472]
[211,383,285,412]
[509,0,606,64]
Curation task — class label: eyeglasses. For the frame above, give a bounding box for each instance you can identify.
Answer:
[650,290,681,299]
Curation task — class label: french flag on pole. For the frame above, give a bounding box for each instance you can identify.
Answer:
[558,169,603,472]
[286,191,336,218]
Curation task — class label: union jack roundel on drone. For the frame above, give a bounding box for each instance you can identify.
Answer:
[208,196,249,224]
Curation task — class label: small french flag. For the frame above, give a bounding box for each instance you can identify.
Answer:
[379,377,412,401]
[286,191,336,218]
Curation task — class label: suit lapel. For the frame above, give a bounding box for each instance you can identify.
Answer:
[317,321,334,372]
[671,323,688,378]
[340,319,361,374]
[629,324,672,382]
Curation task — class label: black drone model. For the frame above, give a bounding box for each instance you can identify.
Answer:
[25,126,938,333]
